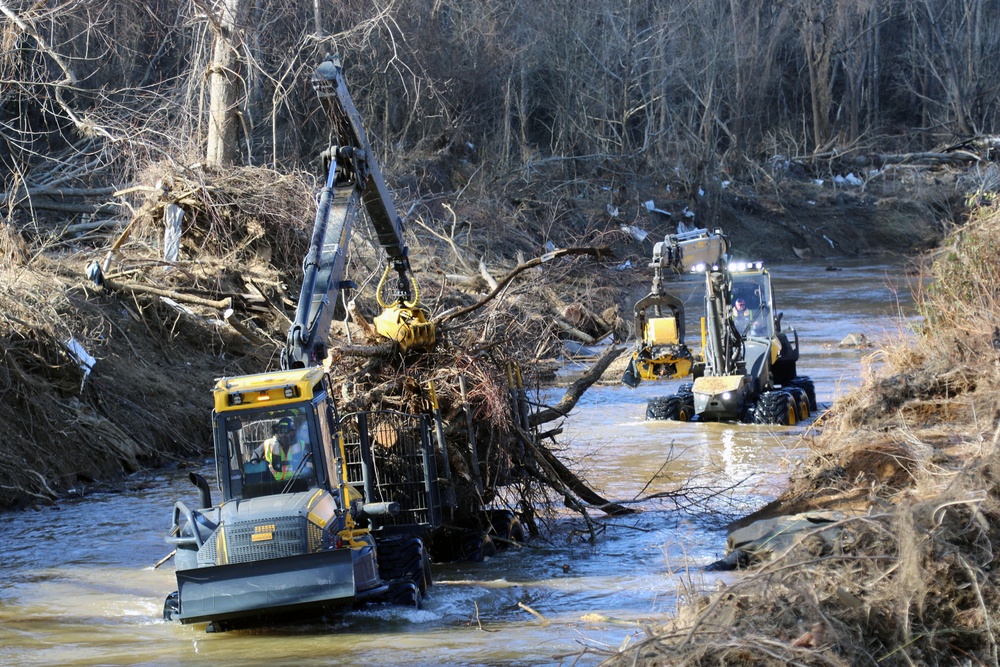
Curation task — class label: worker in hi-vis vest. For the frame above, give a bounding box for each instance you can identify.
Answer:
[262,417,313,480]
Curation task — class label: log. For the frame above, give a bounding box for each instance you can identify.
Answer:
[14,201,120,214]
[875,151,980,166]
[530,344,625,427]
[0,186,120,204]
[101,277,232,311]
[224,309,268,346]
[553,318,597,344]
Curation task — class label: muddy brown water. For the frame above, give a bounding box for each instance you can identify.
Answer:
[0,260,916,667]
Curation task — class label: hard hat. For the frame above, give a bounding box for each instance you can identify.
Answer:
[274,417,295,433]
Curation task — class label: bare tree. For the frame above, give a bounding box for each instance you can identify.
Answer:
[205,0,252,168]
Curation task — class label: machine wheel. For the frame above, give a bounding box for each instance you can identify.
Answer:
[386,580,422,608]
[752,391,792,425]
[487,509,526,547]
[378,536,432,593]
[163,591,179,621]
[786,386,810,420]
[788,376,817,411]
[646,395,685,421]
[462,530,498,562]
[675,384,695,421]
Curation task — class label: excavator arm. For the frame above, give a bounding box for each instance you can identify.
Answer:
[282,56,434,370]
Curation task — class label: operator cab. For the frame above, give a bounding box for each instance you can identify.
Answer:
[218,408,322,499]
[729,264,775,339]
[211,368,340,503]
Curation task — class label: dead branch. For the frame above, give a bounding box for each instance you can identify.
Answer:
[435,246,615,326]
[530,344,625,427]
[13,201,120,214]
[0,186,121,205]
[100,278,232,311]
[875,151,981,166]
[478,258,499,291]
[517,425,634,516]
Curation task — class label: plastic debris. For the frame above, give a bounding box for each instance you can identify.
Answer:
[621,225,649,242]
[64,338,96,390]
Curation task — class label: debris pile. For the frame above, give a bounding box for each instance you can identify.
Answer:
[0,164,627,522]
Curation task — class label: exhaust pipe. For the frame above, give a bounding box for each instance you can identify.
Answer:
[189,472,213,509]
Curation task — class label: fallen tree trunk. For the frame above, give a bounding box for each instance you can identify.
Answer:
[517,425,634,516]
[530,344,625,427]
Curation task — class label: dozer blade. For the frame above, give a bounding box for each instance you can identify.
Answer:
[373,304,436,350]
[174,549,356,624]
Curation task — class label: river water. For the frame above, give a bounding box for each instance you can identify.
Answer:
[0,260,916,667]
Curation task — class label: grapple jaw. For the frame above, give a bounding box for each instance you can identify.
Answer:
[373,304,436,350]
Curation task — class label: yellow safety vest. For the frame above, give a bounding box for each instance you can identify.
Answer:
[264,438,308,480]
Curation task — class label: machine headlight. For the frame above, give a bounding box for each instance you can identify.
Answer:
[722,392,732,400]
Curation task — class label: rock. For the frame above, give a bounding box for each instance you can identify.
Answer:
[839,332,870,348]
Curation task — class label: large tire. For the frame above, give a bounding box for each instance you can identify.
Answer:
[785,386,810,420]
[462,530,497,562]
[646,395,675,420]
[378,536,431,593]
[646,395,694,421]
[752,390,792,425]
[487,509,525,547]
[386,580,422,609]
[788,376,817,411]
[676,384,695,421]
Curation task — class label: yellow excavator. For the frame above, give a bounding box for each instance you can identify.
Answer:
[162,57,459,630]
[621,227,730,386]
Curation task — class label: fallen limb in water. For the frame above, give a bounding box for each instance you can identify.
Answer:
[530,344,626,427]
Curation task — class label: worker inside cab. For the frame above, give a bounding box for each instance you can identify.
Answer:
[261,416,315,481]
[733,298,757,337]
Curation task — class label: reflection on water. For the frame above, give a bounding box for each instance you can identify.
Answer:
[0,261,914,667]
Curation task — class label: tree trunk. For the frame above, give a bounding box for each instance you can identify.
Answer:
[205,0,251,169]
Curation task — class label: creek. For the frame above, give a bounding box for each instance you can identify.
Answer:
[0,260,915,667]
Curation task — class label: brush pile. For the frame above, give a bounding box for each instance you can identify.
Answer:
[0,163,628,518]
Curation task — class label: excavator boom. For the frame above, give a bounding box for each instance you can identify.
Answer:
[282,56,433,370]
